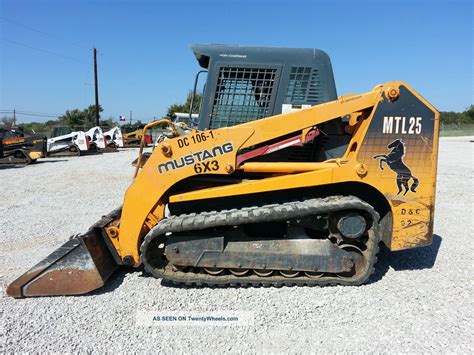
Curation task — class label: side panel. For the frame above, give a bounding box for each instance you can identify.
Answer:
[357,85,439,250]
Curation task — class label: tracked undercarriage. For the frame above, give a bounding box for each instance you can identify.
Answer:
[46,145,82,157]
[141,196,380,286]
[0,149,36,164]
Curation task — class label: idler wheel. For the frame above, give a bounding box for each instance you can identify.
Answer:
[336,212,366,239]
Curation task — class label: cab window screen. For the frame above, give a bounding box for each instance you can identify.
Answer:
[285,66,321,105]
[209,67,277,129]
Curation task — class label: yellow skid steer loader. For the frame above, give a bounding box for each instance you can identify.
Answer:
[7,45,439,297]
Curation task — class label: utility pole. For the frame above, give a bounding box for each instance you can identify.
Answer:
[93,48,100,126]
[13,109,16,126]
[130,110,132,125]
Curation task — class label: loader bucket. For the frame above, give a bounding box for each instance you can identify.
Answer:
[6,212,120,298]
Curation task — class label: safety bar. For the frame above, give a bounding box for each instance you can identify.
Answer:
[133,119,179,178]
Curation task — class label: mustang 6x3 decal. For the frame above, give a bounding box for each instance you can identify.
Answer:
[158,142,234,174]
[373,139,419,195]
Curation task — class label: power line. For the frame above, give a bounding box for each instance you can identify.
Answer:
[0,110,62,118]
[12,113,60,118]
[20,110,62,115]
[17,114,60,118]
[1,37,88,64]
[0,16,90,50]
[0,109,62,115]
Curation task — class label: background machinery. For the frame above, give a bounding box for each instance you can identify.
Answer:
[104,127,124,149]
[47,126,90,157]
[0,127,46,164]
[86,126,106,152]
[7,45,439,297]
[122,124,153,147]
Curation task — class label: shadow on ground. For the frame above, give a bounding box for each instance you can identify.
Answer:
[34,159,68,164]
[369,234,442,283]
[88,266,137,296]
[0,160,67,169]
[0,165,25,170]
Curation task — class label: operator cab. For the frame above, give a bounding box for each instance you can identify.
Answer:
[190,44,338,130]
[189,44,349,161]
[51,126,73,138]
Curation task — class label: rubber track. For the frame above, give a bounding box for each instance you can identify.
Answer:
[141,196,380,287]
[0,150,32,164]
[47,150,80,157]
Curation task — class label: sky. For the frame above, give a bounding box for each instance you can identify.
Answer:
[1,0,472,123]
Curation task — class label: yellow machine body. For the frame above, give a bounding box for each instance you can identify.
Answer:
[110,81,439,265]
[123,129,143,142]
[7,81,439,297]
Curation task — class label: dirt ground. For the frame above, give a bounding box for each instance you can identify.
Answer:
[1,137,472,352]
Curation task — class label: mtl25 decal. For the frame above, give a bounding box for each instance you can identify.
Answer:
[382,116,422,135]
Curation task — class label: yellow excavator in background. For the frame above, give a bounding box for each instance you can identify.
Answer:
[7,45,439,297]
[122,124,152,147]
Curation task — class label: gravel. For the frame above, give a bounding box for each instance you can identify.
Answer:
[1,137,473,353]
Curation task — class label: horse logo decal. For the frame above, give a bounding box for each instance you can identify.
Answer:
[373,139,419,195]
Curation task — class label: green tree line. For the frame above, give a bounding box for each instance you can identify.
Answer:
[1,105,117,135]
[439,105,473,125]
[166,91,202,117]
[1,100,472,135]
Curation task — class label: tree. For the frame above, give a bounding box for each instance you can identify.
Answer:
[83,105,104,126]
[99,116,117,128]
[1,116,15,127]
[166,91,202,117]
[467,105,474,120]
[61,109,85,127]
[60,105,103,127]
[120,120,143,130]
[439,105,474,126]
